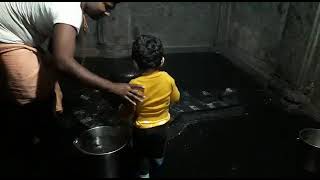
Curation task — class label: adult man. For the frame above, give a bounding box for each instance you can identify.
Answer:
[0,2,143,176]
[0,2,143,113]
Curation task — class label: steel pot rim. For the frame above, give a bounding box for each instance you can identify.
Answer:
[73,125,129,156]
[299,128,320,149]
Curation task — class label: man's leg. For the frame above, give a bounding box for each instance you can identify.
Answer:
[0,101,48,177]
[0,45,63,176]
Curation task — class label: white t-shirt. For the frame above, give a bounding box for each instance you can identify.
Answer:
[0,2,83,47]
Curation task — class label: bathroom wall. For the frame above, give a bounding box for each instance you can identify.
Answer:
[76,2,219,58]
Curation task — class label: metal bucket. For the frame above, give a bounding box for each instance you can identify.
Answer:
[73,125,131,178]
[298,128,320,175]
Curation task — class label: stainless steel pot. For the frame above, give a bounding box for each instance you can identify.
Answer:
[297,128,320,175]
[73,125,131,178]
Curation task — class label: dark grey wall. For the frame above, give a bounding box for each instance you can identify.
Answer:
[276,2,319,86]
[213,2,320,120]
[76,2,219,58]
[214,2,290,82]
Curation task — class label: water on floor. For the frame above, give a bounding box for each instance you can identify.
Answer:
[2,53,320,178]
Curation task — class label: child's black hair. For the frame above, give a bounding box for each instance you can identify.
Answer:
[131,34,164,71]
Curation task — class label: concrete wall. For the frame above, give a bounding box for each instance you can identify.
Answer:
[76,2,219,58]
[213,2,320,120]
[276,2,319,87]
[214,2,290,82]
[293,3,320,112]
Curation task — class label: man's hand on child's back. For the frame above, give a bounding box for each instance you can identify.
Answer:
[111,82,145,105]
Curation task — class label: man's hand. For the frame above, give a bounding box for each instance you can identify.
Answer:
[111,83,145,105]
[51,24,145,105]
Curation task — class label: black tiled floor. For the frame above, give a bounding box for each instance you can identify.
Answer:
[2,53,320,177]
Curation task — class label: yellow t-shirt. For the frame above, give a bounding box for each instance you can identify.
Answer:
[129,70,180,129]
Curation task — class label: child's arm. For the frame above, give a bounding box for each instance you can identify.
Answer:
[118,101,136,123]
[170,78,180,103]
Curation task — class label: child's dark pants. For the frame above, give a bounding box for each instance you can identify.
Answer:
[132,123,169,176]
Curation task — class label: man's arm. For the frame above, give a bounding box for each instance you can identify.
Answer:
[50,23,144,104]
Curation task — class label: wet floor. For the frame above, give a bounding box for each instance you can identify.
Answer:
[158,99,297,178]
[2,53,320,177]
[59,53,320,178]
